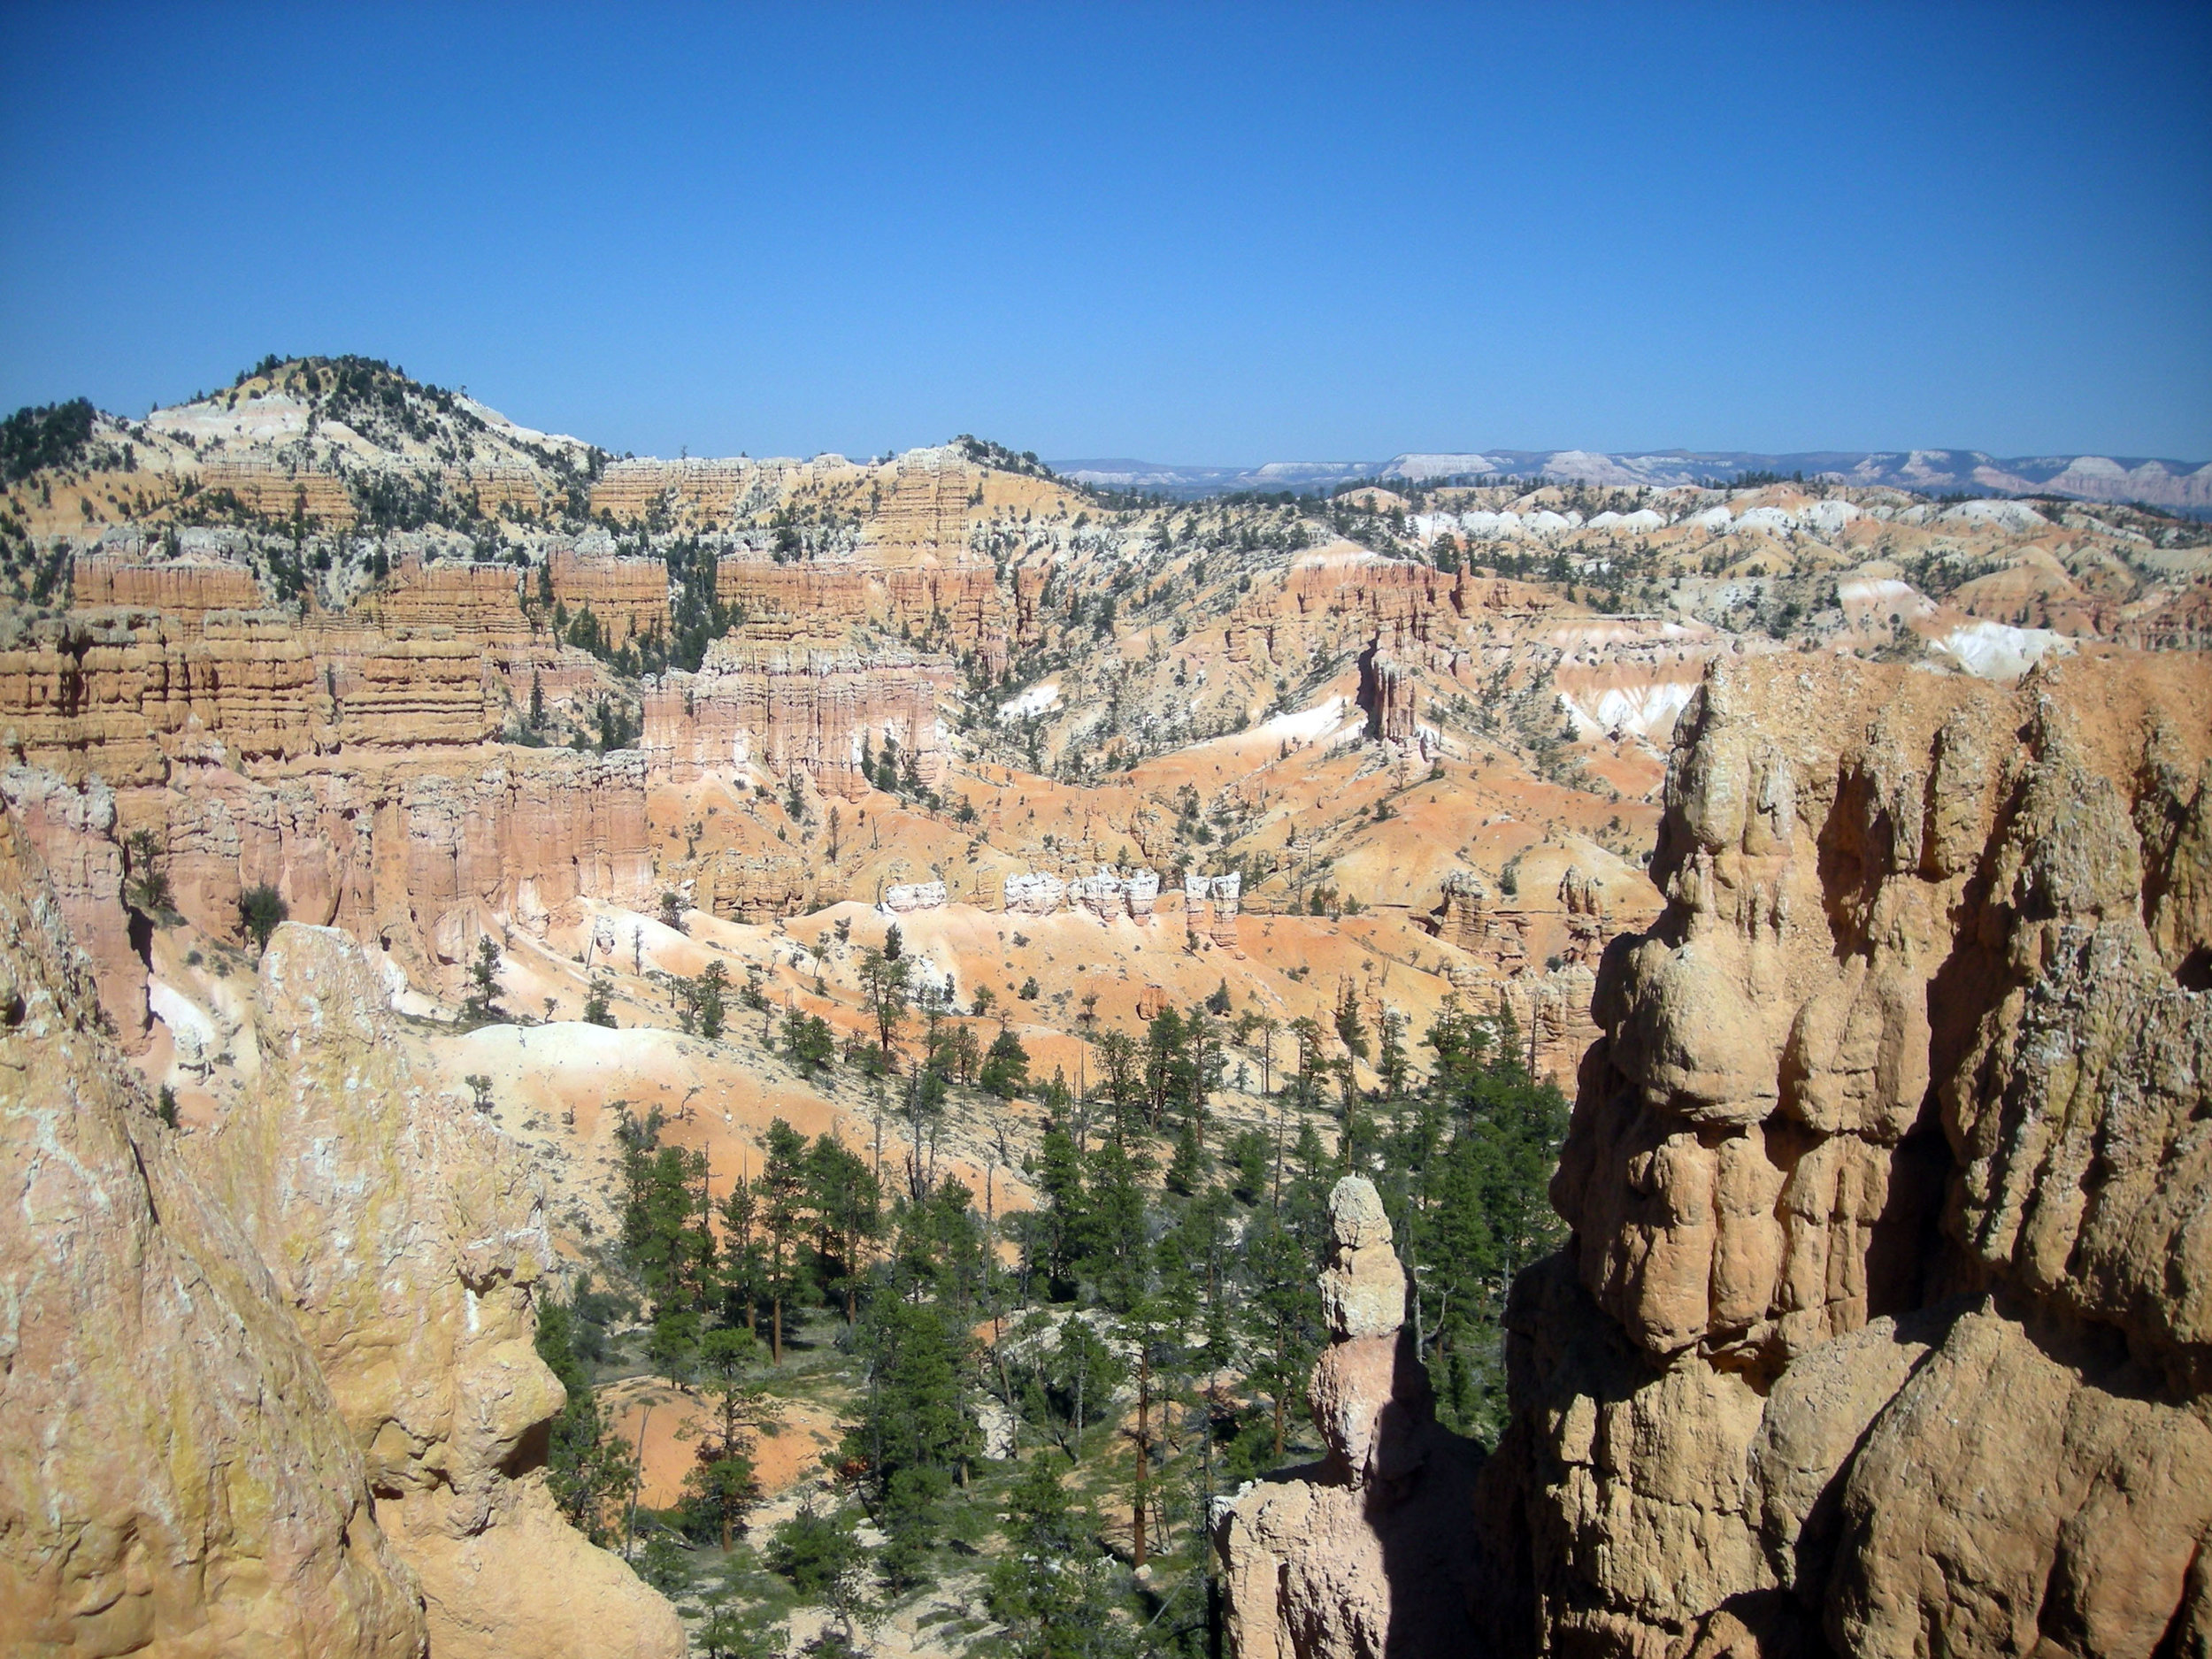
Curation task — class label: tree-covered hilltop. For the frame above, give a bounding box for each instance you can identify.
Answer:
[0,397,95,483]
[540,983,1563,1655]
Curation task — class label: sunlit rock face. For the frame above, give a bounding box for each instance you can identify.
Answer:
[0,798,684,1657]
[188,923,686,1659]
[1477,652,2212,1659]
[0,814,428,1658]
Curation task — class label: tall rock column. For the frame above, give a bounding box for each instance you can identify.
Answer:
[1217,1177,1482,1658]
[1476,655,2212,1659]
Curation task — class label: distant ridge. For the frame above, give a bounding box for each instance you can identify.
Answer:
[1052,448,2212,512]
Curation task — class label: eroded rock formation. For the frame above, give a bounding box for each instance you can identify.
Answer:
[0,798,683,1655]
[1217,1177,1482,1658]
[1477,651,2212,1659]
[0,815,428,1658]
[642,637,955,792]
[188,924,684,1659]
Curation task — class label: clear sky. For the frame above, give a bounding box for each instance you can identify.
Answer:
[3,3,2207,463]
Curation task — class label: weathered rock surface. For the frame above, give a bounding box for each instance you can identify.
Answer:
[0,813,427,1658]
[188,923,685,1659]
[1478,651,2212,1659]
[0,764,150,1048]
[1218,1176,1481,1658]
[642,637,956,792]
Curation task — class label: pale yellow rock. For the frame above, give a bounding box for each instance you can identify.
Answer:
[1486,653,2212,1659]
[1219,1174,1478,1657]
[190,923,683,1659]
[0,812,426,1659]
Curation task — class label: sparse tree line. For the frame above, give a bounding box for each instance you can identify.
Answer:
[535,987,1563,1655]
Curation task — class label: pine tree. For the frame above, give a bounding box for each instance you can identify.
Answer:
[756,1118,811,1363]
[858,947,909,1055]
[979,1025,1031,1099]
[683,1326,777,1548]
[534,1288,632,1543]
[805,1134,881,1321]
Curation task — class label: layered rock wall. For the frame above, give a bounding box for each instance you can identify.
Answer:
[1226,555,1558,667]
[1478,651,2212,1659]
[548,551,672,640]
[641,637,955,792]
[712,559,1010,672]
[366,557,533,643]
[150,749,653,976]
[71,554,265,619]
[0,766,150,1047]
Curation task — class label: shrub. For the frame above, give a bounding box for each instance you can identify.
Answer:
[237,885,288,954]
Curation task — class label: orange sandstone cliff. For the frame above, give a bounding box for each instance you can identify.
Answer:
[1478,652,2212,1658]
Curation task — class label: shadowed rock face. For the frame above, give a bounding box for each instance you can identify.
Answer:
[1217,1176,1483,1658]
[1479,652,2212,1659]
[0,810,683,1657]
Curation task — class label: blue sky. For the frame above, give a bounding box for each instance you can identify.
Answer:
[3,3,2207,462]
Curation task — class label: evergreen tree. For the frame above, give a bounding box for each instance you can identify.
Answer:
[718,1178,765,1336]
[857,947,909,1055]
[805,1133,881,1321]
[534,1287,632,1543]
[783,1008,834,1071]
[1240,1207,1320,1459]
[987,1458,1126,1659]
[979,1024,1031,1098]
[582,972,616,1027]
[237,884,288,955]
[681,1326,778,1548]
[1081,1140,1148,1311]
[1025,1125,1087,1300]
[756,1118,811,1363]
[690,959,730,1040]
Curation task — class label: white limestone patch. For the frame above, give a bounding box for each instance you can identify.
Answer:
[1932,619,2074,680]
[998,682,1061,721]
[1260,696,1358,743]
[1938,498,2049,533]
[1561,680,1700,741]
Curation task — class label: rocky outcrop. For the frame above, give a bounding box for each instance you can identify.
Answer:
[0,765,150,1048]
[1217,1177,1481,1658]
[190,923,684,1659]
[0,812,428,1657]
[641,637,955,791]
[1004,870,1069,915]
[1478,651,2212,1659]
[1360,644,1420,746]
[1185,871,1243,948]
[365,557,534,644]
[141,747,651,986]
[881,879,947,913]
[1225,552,1559,668]
[547,551,672,641]
[1434,870,1526,969]
[0,608,501,790]
[71,553,266,620]
[1071,865,1161,923]
[710,559,1012,673]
